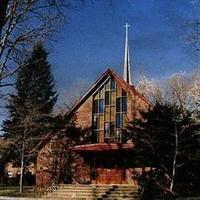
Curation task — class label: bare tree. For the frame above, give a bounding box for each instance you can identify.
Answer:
[188,71,200,118]
[36,118,92,188]
[136,75,163,103]
[4,102,54,193]
[170,120,188,193]
[165,72,190,109]
[0,0,79,94]
[136,70,200,113]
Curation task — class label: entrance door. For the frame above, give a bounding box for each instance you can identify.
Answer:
[96,168,126,184]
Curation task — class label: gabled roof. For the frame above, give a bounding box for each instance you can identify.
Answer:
[65,68,152,119]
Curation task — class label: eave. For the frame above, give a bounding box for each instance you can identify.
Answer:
[69,143,135,152]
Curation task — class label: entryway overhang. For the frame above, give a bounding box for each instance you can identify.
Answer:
[69,143,134,152]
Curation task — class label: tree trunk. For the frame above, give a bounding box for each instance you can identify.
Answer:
[19,140,25,194]
[0,0,9,36]
[170,122,178,193]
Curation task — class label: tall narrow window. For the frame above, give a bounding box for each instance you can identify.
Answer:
[99,88,104,98]
[116,130,122,143]
[93,100,98,114]
[93,116,99,130]
[116,98,121,112]
[105,122,110,138]
[122,113,127,127]
[93,77,122,143]
[105,91,110,105]
[116,113,121,128]
[111,106,115,121]
[111,91,116,105]
[99,115,104,130]
[110,123,115,137]
[105,80,110,90]
[105,106,110,121]
[110,79,116,90]
[99,99,104,113]
[122,97,127,112]
[116,89,127,130]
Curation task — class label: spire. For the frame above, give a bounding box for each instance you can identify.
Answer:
[123,22,132,85]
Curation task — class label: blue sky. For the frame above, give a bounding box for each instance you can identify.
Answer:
[49,0,200,105]
[1,0,200,129]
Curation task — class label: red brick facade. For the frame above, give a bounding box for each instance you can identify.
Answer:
[36,137,91,186]
[36,69,151,186]
[75,96,93,129]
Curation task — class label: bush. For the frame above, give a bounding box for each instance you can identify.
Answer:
[137,170,176,200]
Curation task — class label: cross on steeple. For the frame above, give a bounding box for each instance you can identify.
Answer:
[124,22,130,33]
[123,22,132,85]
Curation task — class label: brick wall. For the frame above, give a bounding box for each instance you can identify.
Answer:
[36,137,90,186]
[36,73,151,186]
[75,96,93,128]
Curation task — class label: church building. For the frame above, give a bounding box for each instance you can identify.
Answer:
[36,23,151,186]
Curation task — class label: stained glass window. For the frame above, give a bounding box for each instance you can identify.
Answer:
[110,123,115,137]
[111,106,115,121]
[93,115,99,130]
[93,100,98,114]
[92,77,128,143]
[123,113,127,127]
[110,79,116,90]
[111,91,116,105]
[99,115,104,130]
[116,98,121,112]
[105,122,110,138]
[105,106,110,121]
[116,113,121,128]
[99,87,104,98]
[99,99,104,113]
[105,91,110,105]
[116,130,122,143]
[105,80,110,90]
[122,97,127,112]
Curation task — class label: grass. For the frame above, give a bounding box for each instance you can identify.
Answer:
[0,186,37,197]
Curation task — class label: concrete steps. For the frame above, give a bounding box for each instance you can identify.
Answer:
[43,184,138,200]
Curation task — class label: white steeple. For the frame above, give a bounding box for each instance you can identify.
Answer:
[123,22,132,85]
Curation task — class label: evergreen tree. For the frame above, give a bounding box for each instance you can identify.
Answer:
[3,43,57,138]
[127,103,200,197]
[2,43,57,192]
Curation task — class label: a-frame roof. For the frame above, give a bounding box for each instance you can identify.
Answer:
[65,68,152,119]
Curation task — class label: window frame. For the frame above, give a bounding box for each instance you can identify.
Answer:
[115,89,127,129]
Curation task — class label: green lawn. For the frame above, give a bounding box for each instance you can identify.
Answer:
[0,186,38,197]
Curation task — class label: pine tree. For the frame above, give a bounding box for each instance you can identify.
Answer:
[3,43,57,138]
[127,103,200,197]
[2,43,57,193]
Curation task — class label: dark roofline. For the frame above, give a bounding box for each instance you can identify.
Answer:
[65,68,152,119]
